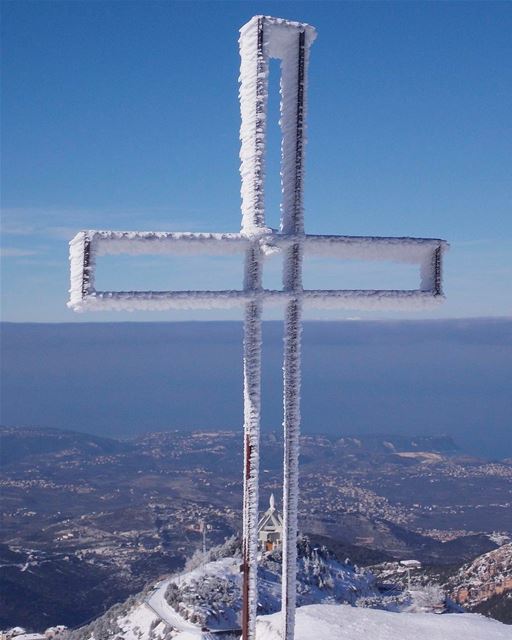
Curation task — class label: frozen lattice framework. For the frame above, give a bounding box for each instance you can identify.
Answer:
[68,15,447,640]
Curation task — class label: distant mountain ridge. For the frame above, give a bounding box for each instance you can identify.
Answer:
[0,425,462,467]
[0,426,130,467]
[303,433,460,455]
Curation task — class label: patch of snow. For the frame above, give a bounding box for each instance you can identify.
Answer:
[116,603,160,640]
[255,603,512,640]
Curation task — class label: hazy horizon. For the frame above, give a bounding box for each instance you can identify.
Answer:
[2,317,510,460]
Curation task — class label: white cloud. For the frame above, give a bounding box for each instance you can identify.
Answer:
[0,247,39,257]
[0,205,221,241]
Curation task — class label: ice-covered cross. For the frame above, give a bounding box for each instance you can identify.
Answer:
[68,16,447,640]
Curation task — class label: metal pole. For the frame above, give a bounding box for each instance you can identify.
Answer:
[434,246,443,296]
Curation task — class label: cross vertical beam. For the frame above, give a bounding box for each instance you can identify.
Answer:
[239,16,267,640]
[238,18,316,640]
[281,29,306,640]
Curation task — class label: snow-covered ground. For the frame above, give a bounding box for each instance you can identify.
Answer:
[68,543,512,640]
[145,578,199,633]
[159,541,380,631]
[112,601,512,640]
[145,558,243,633]
[255,604,512,640]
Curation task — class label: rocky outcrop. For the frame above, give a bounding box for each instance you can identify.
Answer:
[449,543,512,607]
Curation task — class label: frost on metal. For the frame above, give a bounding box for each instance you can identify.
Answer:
[67,231,447,312]
[67,14,448,640]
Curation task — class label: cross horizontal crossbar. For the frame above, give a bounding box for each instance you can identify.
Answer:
[68,229,447,311]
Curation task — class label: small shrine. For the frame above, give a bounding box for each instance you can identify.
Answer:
[258,494,283,552]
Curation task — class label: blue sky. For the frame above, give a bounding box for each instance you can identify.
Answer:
[1,1,511,321]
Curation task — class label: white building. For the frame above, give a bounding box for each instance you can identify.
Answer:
[258,494,283,552]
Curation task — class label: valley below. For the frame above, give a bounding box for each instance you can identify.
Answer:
[1,425,511,629]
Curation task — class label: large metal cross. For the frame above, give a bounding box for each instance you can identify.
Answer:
[68,15,447,640]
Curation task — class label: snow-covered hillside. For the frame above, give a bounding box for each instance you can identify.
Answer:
[161,538,377,630]
[68,538,512,640]
[70,599,512,640]
[71,538,379,639]
[256,604,512,640]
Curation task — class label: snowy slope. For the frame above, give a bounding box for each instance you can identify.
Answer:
[75,600,512,640]
[69,540,512,640]
[160,540,379,630]
[69,540,379,640]
[255,604,512,640]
